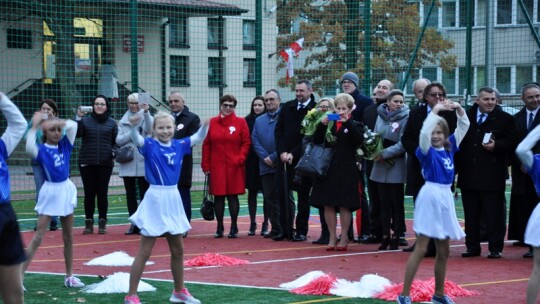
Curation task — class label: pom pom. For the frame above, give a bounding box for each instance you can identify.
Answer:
[85,251,154,267]
[331,274,392,298]
[375,278,479,302]
[184,253,249,267]
[82,272,156,294]
[290,273,338,295]
[280,271,325,289]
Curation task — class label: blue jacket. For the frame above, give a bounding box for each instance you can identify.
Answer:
[252,109,281,176]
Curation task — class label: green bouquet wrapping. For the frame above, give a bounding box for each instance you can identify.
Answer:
[300,109,336,143]
[356,125,394,167]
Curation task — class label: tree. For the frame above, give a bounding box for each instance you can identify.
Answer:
[275,0,457,95]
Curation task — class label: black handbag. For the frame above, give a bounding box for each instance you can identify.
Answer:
[114,145,135,164]
[294,143,334,178]
[200,175,215,221]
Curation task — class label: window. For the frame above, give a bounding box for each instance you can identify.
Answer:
[243,20,256,50]
[496,67,511,93]
[208,18,226,50]
[243,59,256,87]
[476,0,487,26]
[170,56,189,87]
[442,2,456,27]
[423,2,439,28]
[208,57,225,87]
[169,18,189,48]
[517,0,534,24]
[422,67,437,83]
[476,66,486,91]
[7,28,32,49]
[442,68,456,95]
[458,0,472,27]
[516,66,533,93]
[458,67,468,96]
[497,0,512,25]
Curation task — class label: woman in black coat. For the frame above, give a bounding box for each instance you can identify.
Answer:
[310,93,363,251]
[76,95,118,235]
[245,96,266,236]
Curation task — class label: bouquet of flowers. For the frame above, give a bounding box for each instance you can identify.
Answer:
[301,109,336,143]
[357,125,394,167]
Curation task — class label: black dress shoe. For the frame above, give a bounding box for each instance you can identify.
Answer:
[402,243,415,252]
[359,235,381,244]
[487,252,502,259]
[513,241,528,247]
[227,226,238,239]
[461,250,481,257]
[272,233,285,241]
[49,221,58,231]
[125,225,140,235]
[248,222,256,236]
[214,226,224,238]
[398,237,409,246]
[292,234,307,242]
[523,249,534,258]
[312,237,329,245]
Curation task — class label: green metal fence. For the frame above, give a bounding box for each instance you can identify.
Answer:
[0,0,539,200]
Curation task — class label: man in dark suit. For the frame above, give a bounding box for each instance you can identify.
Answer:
[169,91,201,225]
[456,86,517,259]
[401,81,457,256]
[509,82,540,258]
[273,80,317,241]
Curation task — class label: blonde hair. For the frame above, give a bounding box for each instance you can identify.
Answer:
[318,98,335,111]
[127,93,138,103]
[153,111,175,128]
[333,93,354,109]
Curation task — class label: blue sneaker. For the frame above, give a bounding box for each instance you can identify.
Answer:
[432,294,455,304]
[397,295,412,304]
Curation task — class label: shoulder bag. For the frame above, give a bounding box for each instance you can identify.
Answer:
[114,145,135,164]
[200,175,215,221]
[294,142,334,178]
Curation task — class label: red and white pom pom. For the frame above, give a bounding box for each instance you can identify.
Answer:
[280,271,325,289]
[290,273,338,295]
[184,253,250,267]
[331,274,391,298]
[375,278,479,302]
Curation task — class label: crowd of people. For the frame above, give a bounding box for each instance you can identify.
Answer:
[0,76,539,304]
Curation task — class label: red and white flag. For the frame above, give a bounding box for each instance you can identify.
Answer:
[279,38,304,81]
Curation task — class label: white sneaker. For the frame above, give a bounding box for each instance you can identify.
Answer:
[169,288,201,304]
[64,276,85,288]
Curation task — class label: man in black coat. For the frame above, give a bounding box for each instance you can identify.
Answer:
[169,91,201,224]
[508,83,540,258]
[456,87,517,259]
[273,80,317,241]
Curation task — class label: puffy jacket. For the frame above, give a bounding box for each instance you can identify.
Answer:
[77,114,118,167]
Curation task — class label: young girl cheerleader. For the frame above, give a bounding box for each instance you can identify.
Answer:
[23,112,84,288]
[124,111,208,304]
[0,93,28,303]
[515,124,540,304]
[397,100,469,304]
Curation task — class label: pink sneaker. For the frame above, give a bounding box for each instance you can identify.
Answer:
[124,295,141,304]
[169,288,201,304]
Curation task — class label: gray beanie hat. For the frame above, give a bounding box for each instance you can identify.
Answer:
[386,89,404,101]
[341,72,359,88]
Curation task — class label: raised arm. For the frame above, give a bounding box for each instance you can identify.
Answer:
[189,119,210,147]
[516,124,540,171]
[451,103,470,147]
[64,119,78,145]
[0,93,27,156]
[418,111,440,154]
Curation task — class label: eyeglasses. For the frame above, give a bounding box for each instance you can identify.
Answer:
[221,103,235,109]
[341,80,353,85]
[264,98,276,102]
[128,102,139,105]
[317,105,329,109]
[427,93,446,98]
[94,103,107,107]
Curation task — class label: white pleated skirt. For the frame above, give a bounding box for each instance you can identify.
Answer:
[525,203,540,247]
[413,182,465,241]
[35,180,77,217]
[129,185,191,237]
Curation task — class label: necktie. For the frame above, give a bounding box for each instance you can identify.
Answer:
[528,112,534,130]
[477,113,485,125]
[298,103,305,110]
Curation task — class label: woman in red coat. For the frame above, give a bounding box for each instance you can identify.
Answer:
[202,95,251,238]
